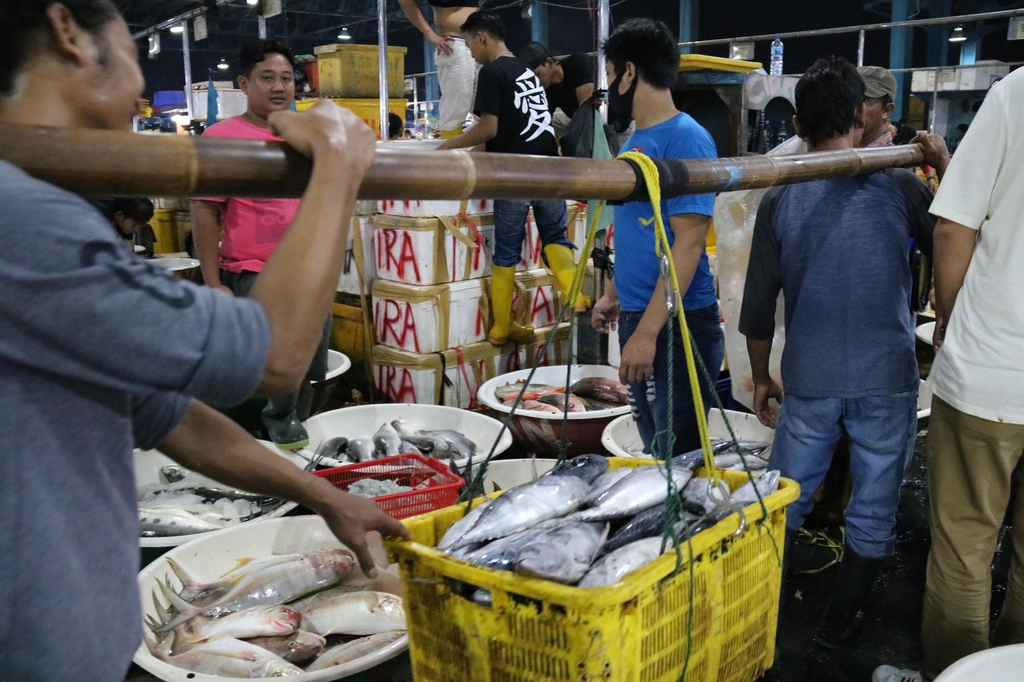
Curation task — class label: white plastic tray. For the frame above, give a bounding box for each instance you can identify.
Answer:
[477,365,631,421]
[135,441,306,548]
[134,516,407,682]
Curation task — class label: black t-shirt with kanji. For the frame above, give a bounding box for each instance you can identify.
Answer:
[474,55,558,156]
[546,53,593,118]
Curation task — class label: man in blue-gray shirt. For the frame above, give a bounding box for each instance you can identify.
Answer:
[0,3,409,681]
[739,57,943,650]
[591,18,723,459]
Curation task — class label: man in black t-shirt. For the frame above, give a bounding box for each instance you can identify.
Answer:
[517,42,595,126]
[437,12,588,346]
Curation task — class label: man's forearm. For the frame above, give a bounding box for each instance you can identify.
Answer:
[190,201,224,287]
[158,401,341,514]
[436,124,494,151]
[248,151,359,394]
[397,0,435,37]
[933,218,977,322]
[746,337,773,384]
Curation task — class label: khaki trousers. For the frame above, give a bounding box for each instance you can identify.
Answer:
[922,396,1024,680]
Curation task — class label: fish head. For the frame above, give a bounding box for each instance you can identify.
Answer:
[289,631,326,657]
[307,549,356,578]
[515,541,573,581]
[269,606,303,633]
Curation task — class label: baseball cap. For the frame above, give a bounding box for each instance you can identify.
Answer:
[517,41,553,69]
[857,66,897,101]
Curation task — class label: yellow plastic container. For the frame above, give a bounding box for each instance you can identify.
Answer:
[150,208,179,254]
[388,460,799,682]
[679,54,763,73]
[295,97,408,140]
[314,44,407,98]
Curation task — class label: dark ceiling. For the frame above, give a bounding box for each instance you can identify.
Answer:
[120,0,1024,97]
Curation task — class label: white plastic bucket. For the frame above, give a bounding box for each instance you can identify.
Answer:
[135,516,407,681]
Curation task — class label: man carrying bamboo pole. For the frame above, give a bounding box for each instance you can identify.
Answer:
[876,64,1024,682]
[590,18,723,458]
[0,3,409,681]
[739,57,943,651]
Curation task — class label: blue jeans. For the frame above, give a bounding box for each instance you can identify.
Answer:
[618,305,724,459]
[492,199,573,268]
[772,390,918,559]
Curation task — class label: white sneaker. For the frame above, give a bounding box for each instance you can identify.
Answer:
[872,665,924,682]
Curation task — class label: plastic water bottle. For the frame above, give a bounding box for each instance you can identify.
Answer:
[770,36,784,75]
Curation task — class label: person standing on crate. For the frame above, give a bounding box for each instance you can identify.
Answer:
[875,65,1024,682]
[191,39,332,450]
[398,0,479,139]
[0,3,411,680]
[435,11,588,345]
[738,57,945,651]
[589,18,723,458]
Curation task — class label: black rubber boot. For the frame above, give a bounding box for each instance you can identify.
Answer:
[814,547,886,649]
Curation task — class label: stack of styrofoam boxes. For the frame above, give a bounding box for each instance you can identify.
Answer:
[370,199,572,408]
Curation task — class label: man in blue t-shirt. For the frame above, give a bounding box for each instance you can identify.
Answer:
[591,18,723,458]
[739,57,947,651]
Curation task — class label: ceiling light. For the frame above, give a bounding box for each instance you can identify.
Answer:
[338,27,351,40]
[217,59,229,70]
[949,25,967,42]
[247,0,259,5]
[169,24,184,34]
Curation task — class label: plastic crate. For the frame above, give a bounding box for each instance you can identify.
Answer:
[314,453,463,519]
[386,459,799,682]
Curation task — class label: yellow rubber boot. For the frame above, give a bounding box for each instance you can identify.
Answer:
[543,244,592,312]
[488,266,534,345]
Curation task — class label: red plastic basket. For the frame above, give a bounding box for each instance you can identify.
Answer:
[313,453,464,519]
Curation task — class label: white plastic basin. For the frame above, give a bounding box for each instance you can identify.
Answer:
[917,321,936,346]
[477,365,630,421]
[318,350,351,383]
[135,441,307,548]
[153,257,200,272]
[134,516,407,681]
[933,643,1024,681]
[300,403,512,468]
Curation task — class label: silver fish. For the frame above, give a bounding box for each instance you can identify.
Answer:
[713,452,769,471]
[567,377,629,405]
[437,499,492,551]
[586,468,633,503]
[305,631,405,672]
[285,579,380,613]
[153,583,301,643]
[573,465,693,521]
[537,393,588,412]
[152,634,303,677]
[164,472,276,502]
[372,423,402,458]
[159,465,191,483]
[139,507,226,537]
[455,524,556,571]
[244,630,325,664]
[155,550,355,632]
[299,591,406,636]
[578,521,690,589]
[452,476,592,549]
[400,440,424,456]
[420,429,476,460]
[391,420,449,458]
[600,502,696,556]
[514,521,609,585]
[346,437,377,463]
[731,470,781,506]
[543,454,609,484]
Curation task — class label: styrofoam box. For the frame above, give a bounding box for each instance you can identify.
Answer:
[373,214,495,285]
[513,269,561,329]
[373,279,488,354]
[519,202,589,270]
[337,215,374,296]
[491,331,572,378]
[374,349,489,409]
[377,199,493,218]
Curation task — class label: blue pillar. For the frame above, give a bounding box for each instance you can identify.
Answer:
[926,0,950,67]
[679,0,697,54]
[889,0,912,120]
[959,22,980,65]
[531,1,548,45]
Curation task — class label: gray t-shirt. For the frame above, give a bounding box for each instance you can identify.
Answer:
[739,169,934,398]
[0,161,271,681]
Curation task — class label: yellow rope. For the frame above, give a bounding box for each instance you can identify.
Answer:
[616,151,719,481]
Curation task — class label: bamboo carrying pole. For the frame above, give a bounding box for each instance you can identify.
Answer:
[0,123,925,201]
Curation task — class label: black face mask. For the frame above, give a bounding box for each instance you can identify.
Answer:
[607,71,638,134]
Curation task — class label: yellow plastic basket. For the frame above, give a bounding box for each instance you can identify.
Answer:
[387,459,799,682]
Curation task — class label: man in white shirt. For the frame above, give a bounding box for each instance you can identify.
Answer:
[874,68,1024,682]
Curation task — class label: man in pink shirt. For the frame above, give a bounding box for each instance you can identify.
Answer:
[191,40,329,449]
